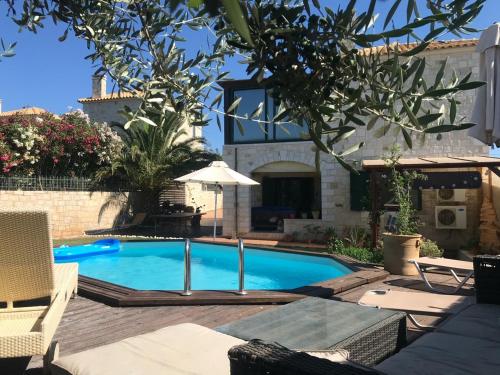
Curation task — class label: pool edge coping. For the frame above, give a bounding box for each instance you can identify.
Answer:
[76,240,389,307]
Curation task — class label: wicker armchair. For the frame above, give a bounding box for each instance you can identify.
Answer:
[228,340,382,375]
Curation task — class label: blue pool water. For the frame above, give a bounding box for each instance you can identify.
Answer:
[56,241,352,290]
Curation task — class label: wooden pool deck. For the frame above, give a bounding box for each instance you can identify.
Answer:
[2,269,473,374]
[77,245,388,306]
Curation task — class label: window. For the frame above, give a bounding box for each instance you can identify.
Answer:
[262,177,315,212]
[226,87,307,144]
[350,171,422,211]
[233,89,267,143]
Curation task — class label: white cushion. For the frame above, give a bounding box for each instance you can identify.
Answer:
[305,349,350,362]
[306,349,377,372]
[51,323,245,375]
[375,332,500,375]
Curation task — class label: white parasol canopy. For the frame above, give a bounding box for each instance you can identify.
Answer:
[470,23,500,145]
[175,161,259,238]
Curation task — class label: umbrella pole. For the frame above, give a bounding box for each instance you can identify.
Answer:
[213,185,218,239]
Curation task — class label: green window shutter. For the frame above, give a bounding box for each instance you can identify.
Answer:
[350,171,370,211]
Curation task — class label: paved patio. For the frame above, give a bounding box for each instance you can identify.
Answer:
[2,268,474,374]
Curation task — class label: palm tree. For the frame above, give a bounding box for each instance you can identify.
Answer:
[95,111,219,215]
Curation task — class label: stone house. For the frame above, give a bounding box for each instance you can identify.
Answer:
[220,39,497,250]
[78,76,220,223]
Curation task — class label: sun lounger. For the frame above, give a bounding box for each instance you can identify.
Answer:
[358,289,474,330]
[0,211,79,373]
[408,256,474,294]
[51,323,245,375]
[51,323,353,375]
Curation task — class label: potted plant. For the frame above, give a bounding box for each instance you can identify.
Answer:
[311,206,321,220]
[382,148,426,276]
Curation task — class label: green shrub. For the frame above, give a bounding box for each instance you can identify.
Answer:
[342,226,370,248]
[328,238,383,264]
[420,239,443,258]
[0,110,122,177]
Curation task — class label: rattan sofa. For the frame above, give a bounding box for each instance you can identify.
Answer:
[228,255,500,375]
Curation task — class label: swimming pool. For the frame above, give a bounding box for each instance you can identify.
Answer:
[56,241,352,291]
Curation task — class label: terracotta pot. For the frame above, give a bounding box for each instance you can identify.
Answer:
[382,233,421,276]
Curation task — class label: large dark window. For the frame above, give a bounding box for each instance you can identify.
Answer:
[262,177,314,213]
[226,87,307,144]
[350,171,422,211]
[233,89,267,143]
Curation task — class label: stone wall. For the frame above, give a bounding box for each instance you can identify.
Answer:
[0,190,125,238]
[184,182,222,217]
[81,98,202,141]
[82,98,142,125]
[283,219,336,241]
[222,45,491,249]
[492,170,500,219]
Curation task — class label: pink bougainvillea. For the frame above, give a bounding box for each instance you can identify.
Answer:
[0,110,122,177]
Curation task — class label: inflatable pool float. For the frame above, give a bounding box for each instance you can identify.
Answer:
[54,239,121,261]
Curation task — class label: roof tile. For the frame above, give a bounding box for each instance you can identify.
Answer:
[359,39,478,56]
[78,92,141,103]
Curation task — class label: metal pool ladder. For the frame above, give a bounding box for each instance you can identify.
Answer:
[182,238,247,296]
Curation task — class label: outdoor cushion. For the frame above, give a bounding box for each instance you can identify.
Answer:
[375,332,500,375]
[305,349,350,362]
[436,303,500,343]
[50,323,245,375]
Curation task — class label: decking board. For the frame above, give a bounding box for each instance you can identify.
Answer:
[1,269,474,374]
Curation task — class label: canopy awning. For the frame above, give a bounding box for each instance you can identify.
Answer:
[470,23,500,145]
[362,156,500,171]
[175,161,259,186]
[364,155,500,249]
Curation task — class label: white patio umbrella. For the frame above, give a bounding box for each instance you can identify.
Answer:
[470,23,500,145]
[175,161,259,238]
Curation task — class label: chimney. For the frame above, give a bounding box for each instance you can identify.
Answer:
[91,75,107,99]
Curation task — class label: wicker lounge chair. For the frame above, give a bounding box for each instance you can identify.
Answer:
[85,212,148,235]
[0,211,79,373]
[358,289,473,330]
[228,340,380,375]
[408,256,474,294]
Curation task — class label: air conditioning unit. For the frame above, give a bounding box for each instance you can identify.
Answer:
[436,189,466,203]
[435,206,467,229]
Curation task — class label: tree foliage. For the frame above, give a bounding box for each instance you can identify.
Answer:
[213,0,485,167]
[384,146,426,235]
[94,110,219,209]
[2,0,487,167]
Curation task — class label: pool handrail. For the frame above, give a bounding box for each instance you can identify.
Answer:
[180,238,247,296]
[181,239,192,296]
[237,238,247,295]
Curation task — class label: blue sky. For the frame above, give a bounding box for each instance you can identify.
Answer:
[0,1,499,155]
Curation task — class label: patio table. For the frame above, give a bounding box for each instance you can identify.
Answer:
[216,297,406,367]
